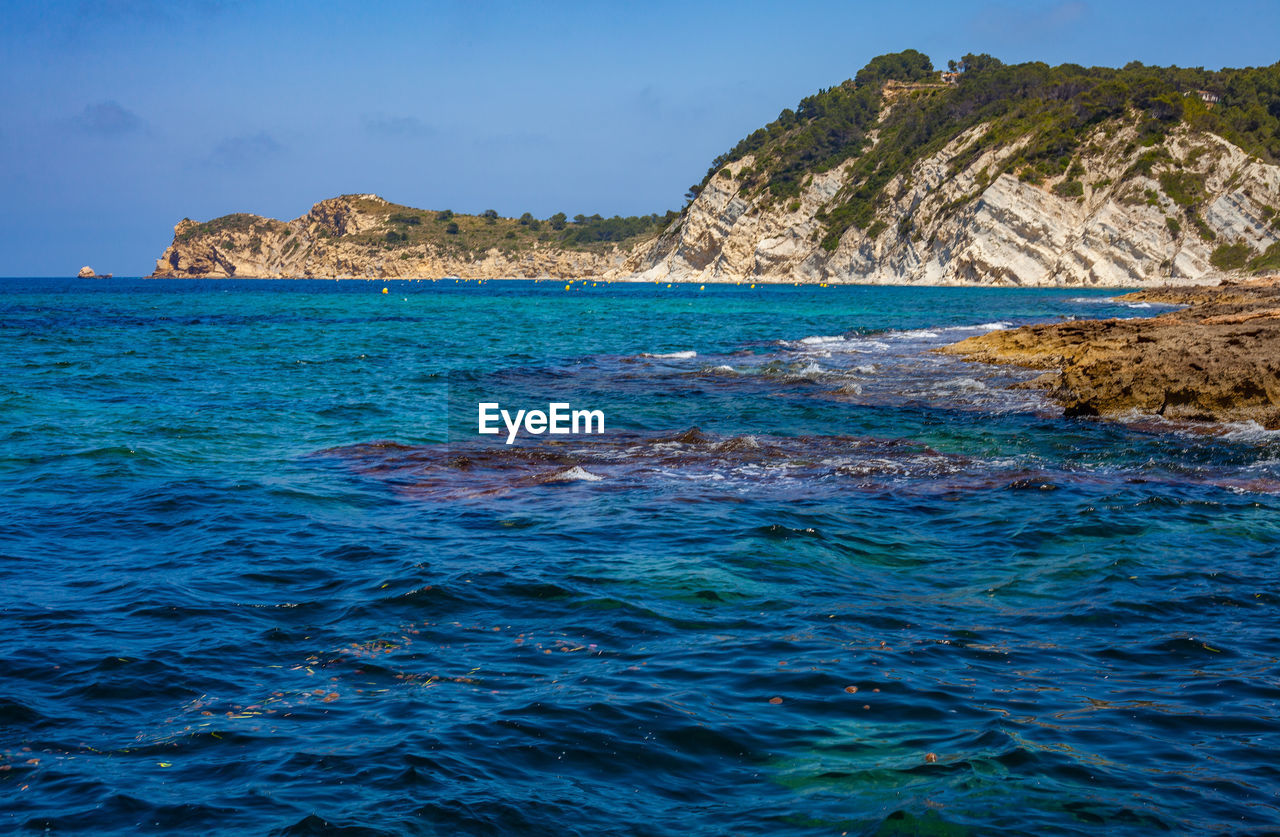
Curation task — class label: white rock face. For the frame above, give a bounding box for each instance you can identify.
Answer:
[630,123,1280,287]
[152,196,629,280]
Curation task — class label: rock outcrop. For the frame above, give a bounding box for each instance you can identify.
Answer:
[939,276,1280,427]
[629,124,1280,287]
[151,195,633,280]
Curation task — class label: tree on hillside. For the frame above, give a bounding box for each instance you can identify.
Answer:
[958,53,1003,75]
[854,49,933,86]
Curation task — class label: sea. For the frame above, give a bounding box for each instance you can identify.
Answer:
[2,277,1278,834]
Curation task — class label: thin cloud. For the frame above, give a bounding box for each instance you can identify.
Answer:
[74,0,237,26]
[967,1,1089,42]
[205,131,283,169]
[364,115,435,139]
[71,101,145,136]
[473,131,553,151]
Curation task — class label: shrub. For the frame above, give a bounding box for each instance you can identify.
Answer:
[1166,216,1181,237]
[445,222,459,235]
[436,210,453,221]
[1210,241,1252,270]
[1249,241,1280,271]
[1158,170,1205,207]
[1053,180,1084,198]
[1191,214,1217,242]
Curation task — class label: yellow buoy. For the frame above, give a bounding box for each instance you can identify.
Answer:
[381,287,388,294]
[565,284,571,290]
[699,285,705,290]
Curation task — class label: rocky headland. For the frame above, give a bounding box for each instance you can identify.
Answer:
[939,276,1280,428]
[150,195,651,281]
[151,52,1280,287]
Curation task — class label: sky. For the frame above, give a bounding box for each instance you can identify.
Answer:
[1,0,1278,276]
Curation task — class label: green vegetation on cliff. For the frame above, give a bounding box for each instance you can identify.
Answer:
[343,203,677,256]
[184,195,676,260]
[694,51,1280,250]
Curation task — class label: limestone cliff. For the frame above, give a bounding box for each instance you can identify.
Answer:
[628,123,1280,287]
[150,195,638,280]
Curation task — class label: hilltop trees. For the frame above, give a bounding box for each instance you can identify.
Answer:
[854,49,934,86]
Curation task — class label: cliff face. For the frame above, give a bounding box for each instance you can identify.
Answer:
[627,123,1280,287]
[151,195,631,280]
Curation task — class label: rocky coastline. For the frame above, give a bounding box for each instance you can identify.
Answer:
[940,276,1280,428]
[149,195,635,281]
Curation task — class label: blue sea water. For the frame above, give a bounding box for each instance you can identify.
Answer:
[2,277,1278,835]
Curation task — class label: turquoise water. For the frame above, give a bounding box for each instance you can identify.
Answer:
[2,277,1279,834]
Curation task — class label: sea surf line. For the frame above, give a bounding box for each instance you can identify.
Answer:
[478,402,605,444]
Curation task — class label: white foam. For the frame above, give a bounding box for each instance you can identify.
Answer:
[641,350,697,359]
[788,335,892,354]
[1215,421,1280,442]
[548,466,604,482]
[945,321,1012,332]
[940,377,988,392]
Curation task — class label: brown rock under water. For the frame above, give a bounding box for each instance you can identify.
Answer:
[938,276,1280,429]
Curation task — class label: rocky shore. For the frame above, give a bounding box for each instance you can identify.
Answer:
[939,276,1280,428]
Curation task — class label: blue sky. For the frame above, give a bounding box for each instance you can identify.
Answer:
[2,0,1277,275]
